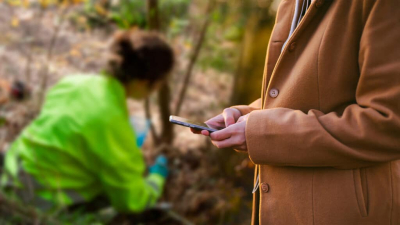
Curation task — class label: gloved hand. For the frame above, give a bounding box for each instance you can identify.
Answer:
[149,155,169,179]
[129,116,150,148]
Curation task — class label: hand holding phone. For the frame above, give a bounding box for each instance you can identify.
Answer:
[191,108,242,134]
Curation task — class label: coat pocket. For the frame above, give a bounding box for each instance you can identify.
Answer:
[353,168,369,217]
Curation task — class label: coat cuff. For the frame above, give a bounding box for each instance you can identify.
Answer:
[245,109,285,165]
[231,98,262,115]
[231,105,255,116]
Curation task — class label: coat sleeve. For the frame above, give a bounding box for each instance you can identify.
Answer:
[231,98,262,115]
[246,0,400,169]
[84,113,165,212]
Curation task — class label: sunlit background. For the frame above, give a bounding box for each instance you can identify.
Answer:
[0,0,280,224]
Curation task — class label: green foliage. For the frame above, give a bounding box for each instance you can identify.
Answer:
[160,0,190,35]
[0,190,115,225]
[198,43,238,73]
[81,0,146,29]
[80,0,190,30]
[224,25,244,42]
[109,0,191,30]
[160,0,190,15]
[197,25,241,73]
[0,116,6,127]
[195,2,248,73]
[168,18,189,36]
[212,8,223,23]
[109,0,146,29]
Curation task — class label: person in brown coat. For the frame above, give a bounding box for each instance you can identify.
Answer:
[193,0,400,224]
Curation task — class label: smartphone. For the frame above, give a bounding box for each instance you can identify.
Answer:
[169,115,220,133]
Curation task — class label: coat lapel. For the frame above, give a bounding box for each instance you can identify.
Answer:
[261,0,332,108]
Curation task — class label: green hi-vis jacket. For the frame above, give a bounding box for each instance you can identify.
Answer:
[1,75,164,212]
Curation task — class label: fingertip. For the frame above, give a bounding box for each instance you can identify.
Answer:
[201,130,210,136]
[225,119,234,127]
[209,133,215,139]
[210,131,218,140]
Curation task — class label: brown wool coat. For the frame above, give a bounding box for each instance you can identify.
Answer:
[233,0,400,224]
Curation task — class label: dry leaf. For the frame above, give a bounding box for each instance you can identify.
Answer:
[11,17,19,28]
[22,0,29,7]
[95,3,107,16]
[69,48,81,57]
[6,0,21,6]
[39,0,49,8]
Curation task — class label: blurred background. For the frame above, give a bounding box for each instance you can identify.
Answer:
[0,0,280,224]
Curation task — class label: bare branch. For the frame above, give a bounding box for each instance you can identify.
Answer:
[166,210,195,225]
[174,0,215,116]
[38,6,70,105]
[24,7,46,83]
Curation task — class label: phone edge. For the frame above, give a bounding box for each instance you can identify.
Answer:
[169,117,217,132]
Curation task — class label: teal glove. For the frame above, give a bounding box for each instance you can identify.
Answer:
[149,155,169,179]
[129,116,150,148]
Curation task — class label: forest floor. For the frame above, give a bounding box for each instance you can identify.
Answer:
[0,4,254,225]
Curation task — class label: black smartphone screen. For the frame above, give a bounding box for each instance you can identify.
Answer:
[169,115,221,132]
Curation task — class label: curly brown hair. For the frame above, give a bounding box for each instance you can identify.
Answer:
[105,29,174,85]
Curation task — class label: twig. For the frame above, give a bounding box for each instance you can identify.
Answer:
[24,6,46,83]
[174,0,215,116]
[0,193,40,223]
[166,210,194,225]
[38,5,70,105]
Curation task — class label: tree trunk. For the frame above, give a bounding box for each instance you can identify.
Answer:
[147,0,173,145]
[230,10,272,105]
[157,83,174,144]
[147,0,160,30]
[174,0,215,116]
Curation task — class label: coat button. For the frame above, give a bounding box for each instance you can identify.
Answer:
[261,183,269,193]
[315,0,325,8]
[288,42,296,52]
[269,88,279,98]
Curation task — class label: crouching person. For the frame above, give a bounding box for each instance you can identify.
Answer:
[0,29,174,213]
